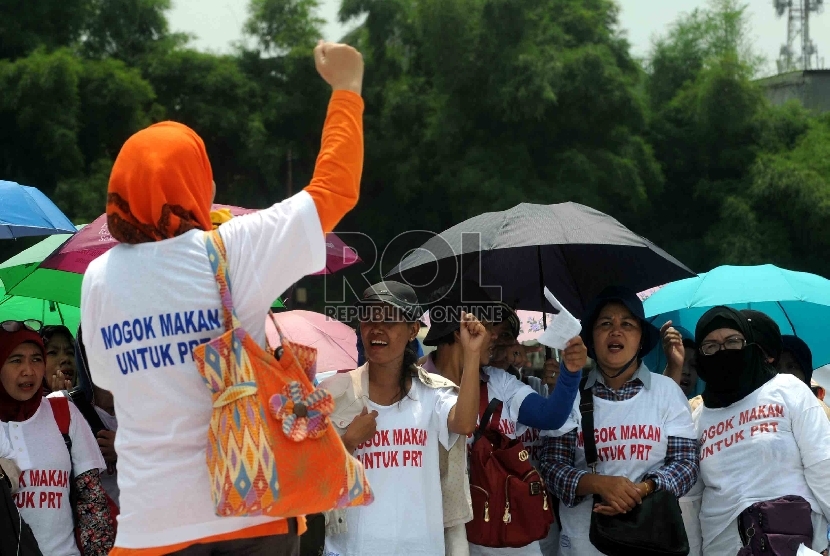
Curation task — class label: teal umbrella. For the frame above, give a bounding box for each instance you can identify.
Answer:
[643,264,830,370]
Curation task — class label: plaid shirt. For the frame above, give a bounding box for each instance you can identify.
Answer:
[539,373,699,507]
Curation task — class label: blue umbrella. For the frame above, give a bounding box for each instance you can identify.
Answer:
[0,180,76,239]
[643,264,830,370]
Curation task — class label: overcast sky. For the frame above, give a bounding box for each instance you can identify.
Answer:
[167,0,830,76]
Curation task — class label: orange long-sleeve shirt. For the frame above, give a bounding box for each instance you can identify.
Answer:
[306,89,364,234]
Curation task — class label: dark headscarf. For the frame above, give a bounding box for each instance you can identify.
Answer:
[740,309,783,365]
[781,335,813,384]
[0,329,46,422]
[581,286,661,378]
[695,306,777,408]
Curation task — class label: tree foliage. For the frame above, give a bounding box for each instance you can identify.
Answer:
[1,0,829,291]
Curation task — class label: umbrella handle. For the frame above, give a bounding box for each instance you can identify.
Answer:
[266,311,287,351]
[537,245,554,362]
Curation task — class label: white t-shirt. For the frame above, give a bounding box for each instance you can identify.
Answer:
[80,191,326,548]
[94,406,119,506]
[0,421,11,458]
[1,397,105,556]
[547,373,696,556]
[468,366,544,556]
[693,374,830,551]
[324,379,459,556]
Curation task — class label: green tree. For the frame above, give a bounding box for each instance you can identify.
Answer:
[0,49,85,192]
[245,0,324,54]
[641,0,821,272]
[336,0,662,273]
[0,47,156,222]
[744,115,830,275]
[81,0,188,66]
[0,0,94,59]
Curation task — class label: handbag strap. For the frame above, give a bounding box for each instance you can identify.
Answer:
[473,382,503,443]
[205,230,240,333]
[578,376,598,473]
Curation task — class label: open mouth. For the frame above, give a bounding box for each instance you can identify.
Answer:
[368,339,388,347]
[17,381,36,392]
[607,342,624,354]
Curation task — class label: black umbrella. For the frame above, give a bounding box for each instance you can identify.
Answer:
[385,202,695,319]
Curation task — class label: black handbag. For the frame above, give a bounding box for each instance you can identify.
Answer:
[0,463,43,556]
[579,378,689,556]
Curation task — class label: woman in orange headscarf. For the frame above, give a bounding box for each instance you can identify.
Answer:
[80,42,365,555]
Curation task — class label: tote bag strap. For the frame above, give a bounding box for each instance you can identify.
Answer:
[579,376,598,473]
[205,230,241,333]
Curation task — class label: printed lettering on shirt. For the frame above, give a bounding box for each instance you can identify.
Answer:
[575,425,663,461]
[98,309,222,375]
[698,404,785,461]
[356,428,429,469]
[14,469,69,509]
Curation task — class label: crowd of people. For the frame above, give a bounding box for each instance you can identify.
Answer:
[1,40,829,556]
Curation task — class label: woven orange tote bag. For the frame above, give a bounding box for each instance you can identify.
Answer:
[194,230,373,518]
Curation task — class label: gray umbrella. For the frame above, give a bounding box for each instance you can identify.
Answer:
[385,202,695,319]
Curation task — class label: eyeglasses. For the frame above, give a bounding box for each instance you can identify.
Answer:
[699,337,748,356]
[0,319,43,333]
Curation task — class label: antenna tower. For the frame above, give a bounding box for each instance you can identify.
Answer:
[775,0,825,72]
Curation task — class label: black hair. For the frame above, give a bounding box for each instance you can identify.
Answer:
[398,346,419,403]
[41,325,75,346]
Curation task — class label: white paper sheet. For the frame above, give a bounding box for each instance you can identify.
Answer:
[797,544,822,556]
[537,287,582,350]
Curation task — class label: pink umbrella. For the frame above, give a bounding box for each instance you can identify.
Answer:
[516,310,556,343]
[39,207,360,276]
[313,233,360,275]
[636,284,665,302]
[266,310,357,374]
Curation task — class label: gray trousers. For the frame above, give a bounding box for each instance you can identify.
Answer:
[170,519,300,556]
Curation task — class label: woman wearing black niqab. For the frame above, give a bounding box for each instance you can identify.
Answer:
[690,306,830,555]
[694,307,777,409]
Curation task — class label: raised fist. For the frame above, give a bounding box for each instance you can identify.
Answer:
[314,41,364,95]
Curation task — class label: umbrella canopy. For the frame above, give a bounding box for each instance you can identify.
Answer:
[0,229,82,307]
[643,264,830,370]
[386,202,694,318]
[4,208,359,306]
[0,285,80,332]
[266,310,357,373]
[313,233,361,275]
[0,180,77,239]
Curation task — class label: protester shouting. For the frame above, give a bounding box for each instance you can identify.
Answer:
[541,286,699,556]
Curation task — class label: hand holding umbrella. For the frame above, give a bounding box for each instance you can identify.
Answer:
[660,320,686,379]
